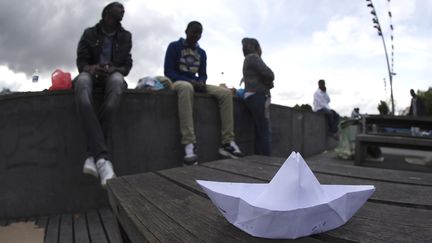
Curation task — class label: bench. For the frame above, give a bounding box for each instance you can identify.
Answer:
[355,115,432,165]
[355,134,432,165]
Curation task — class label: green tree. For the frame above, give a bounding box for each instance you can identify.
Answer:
[293,104,312,112]
[377,100,390,115]
[417,87,432,116]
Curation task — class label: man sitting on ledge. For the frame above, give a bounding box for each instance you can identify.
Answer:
[313,79,340,139]
[74,2,132,186]
[164,21,243,165]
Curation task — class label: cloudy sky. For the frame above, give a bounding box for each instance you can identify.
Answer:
[0,0,431,116]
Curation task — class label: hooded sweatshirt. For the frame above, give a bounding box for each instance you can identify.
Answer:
[242,38,274,95]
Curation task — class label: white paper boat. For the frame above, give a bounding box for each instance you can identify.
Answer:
[197,152,375,239]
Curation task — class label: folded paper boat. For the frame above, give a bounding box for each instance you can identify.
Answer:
[197,152,375,239]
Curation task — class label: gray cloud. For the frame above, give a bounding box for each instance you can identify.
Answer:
[0,0,177,84]
[0,0,101,74]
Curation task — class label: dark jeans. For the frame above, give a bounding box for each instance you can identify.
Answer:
[74,72,126,162]
[317,108,340,134]
[245,93,271,156]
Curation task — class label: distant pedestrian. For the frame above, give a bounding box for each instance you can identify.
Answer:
[351,107,361,119]
[313,79,340,138]
[408,89,426,116]
[74,2,132,187]
[241,38,274,155]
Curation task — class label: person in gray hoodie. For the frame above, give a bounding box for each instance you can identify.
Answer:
[241,38,274,155]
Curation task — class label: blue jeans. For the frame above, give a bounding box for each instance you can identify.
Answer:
[245,93,271,155]
[74,72,126,161]
[317,108,340,134]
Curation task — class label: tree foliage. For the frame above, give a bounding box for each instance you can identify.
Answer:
[377,100,390,115]
[293,104,312,112]
[417,87,432,116]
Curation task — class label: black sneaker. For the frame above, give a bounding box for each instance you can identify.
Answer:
[184,143,198,165]
[219,141,243,159]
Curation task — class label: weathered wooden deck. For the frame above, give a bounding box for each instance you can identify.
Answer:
[107,153,432,242]
[0,207,123,243]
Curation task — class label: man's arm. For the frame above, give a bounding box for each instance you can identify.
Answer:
[164,42,194,82]
[76,29,92,73]
[197,50,207,83]
[108,31,133,76]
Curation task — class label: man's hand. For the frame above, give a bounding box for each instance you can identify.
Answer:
[83,64,98,75]
[95,64,109,76]
[106,65,119,74]
[191,81,207,93]
[84,64,122,77]
[83,64,109,76]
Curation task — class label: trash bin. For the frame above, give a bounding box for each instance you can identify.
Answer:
[335,119,361,160]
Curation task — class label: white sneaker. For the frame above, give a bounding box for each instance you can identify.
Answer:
[184,143,198,165]
[83,157,98,178]
[96,158,116,187]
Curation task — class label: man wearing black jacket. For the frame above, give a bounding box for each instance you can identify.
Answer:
[74,2,132,187]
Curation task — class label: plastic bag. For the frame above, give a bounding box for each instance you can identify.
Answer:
[49,69,72,90]
[136,76,172,90]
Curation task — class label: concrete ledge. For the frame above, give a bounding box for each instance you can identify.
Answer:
[0,90,329,218]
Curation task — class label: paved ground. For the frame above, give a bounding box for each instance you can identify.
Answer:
[0,222,43,243]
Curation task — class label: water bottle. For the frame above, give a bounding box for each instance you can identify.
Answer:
[32,69,39,83]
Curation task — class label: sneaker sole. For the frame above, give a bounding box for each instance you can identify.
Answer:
[218,149,239,159]
[184,155,198,165]
[183,161,198,166]
[83,167,99,178]
[101,174,116,188]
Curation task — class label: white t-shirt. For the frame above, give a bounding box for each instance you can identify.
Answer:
[313,89,331,111]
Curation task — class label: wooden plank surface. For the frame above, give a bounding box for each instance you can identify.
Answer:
[99,207,123,243]
[73,212,90,243]
[58,214,73,243]
[86,210,109,243]
[2,208,120,243]
[108,177,196,242]
[160,163,432,243]
[110,174,323,243]
[357,134,432,147]
[364,115,432,129]
[202,158,432,207]
[45,215,60,243]
[245,155,432,186]
[109,155,432,242]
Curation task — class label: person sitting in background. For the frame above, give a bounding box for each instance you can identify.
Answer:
[163,21,243,165]
[351,107,362,119]
[241,38,274,156]
[313,79,340,138]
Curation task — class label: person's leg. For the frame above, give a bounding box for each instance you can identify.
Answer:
[244,93,271,155]
[99,72,127,159]
[74,72,108,161]
[317,108,333,133]
[206,85,234,144]
[206,85,242,158]
[87,72,126,186]
[172,81,196,145]
[330,110,340,133]
[173,81,197,164]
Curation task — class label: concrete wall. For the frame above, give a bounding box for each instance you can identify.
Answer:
[0,90,330,219]
[270,104,329,157]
